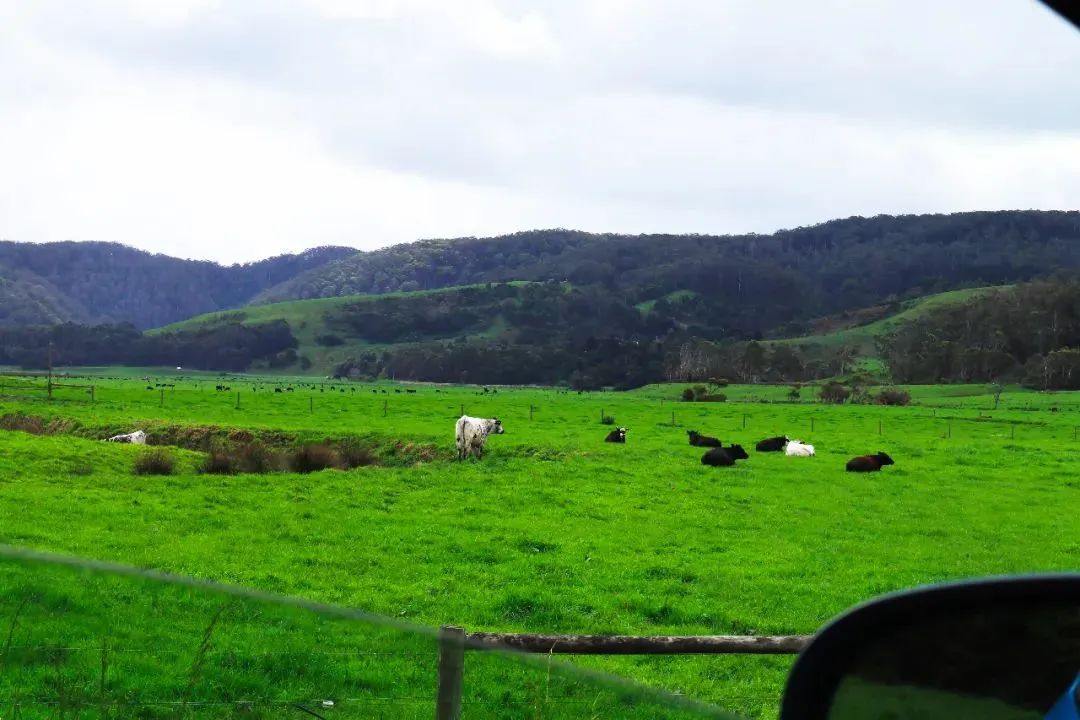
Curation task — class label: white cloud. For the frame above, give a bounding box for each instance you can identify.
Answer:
[0,0,1077,262]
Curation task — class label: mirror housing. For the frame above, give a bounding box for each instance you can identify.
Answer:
[780,575,1080,720]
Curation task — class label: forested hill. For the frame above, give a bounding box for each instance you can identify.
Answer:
[254,210,1080,338]
[0,242,356,328]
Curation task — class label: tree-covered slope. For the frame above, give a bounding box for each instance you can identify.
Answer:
[253,210,1080,340]
[0,242,356,328]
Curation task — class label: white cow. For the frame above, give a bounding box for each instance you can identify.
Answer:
[455,416,504,460]
[106,430,147,444]
[785,439,815,457]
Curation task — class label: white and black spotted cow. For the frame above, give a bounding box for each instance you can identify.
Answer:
[454,416,504,460]
[106,430,147,444]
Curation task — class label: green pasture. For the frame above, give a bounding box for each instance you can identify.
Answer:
[0,373,1077,718]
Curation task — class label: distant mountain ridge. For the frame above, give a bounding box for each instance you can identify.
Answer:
[0,241,356,328]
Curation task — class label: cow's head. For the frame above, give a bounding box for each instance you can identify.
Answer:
[728,444,749,460]
[490,418,505,434]
[876,451,894,465]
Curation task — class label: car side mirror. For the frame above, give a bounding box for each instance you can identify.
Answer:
[780,575,1080,720]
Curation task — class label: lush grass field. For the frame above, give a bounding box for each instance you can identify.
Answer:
[0,373,1077,718]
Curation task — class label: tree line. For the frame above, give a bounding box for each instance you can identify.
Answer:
[0,321,297,372]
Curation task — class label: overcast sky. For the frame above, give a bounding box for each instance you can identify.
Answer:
[1,1,1078,264]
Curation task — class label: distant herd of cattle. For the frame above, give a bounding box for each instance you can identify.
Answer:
[461,417,895,472]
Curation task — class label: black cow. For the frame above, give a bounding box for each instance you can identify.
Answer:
[687,430,721,447]
[604,427,628,443]
[701,444,749,466]
[846,452,895,472]
[755,435,789,452]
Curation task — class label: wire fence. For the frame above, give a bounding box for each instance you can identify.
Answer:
[0,547,740,720]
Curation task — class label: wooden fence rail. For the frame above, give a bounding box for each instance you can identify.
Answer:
[435,627,810,719]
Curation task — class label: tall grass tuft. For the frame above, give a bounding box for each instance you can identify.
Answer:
[133,449,175,476]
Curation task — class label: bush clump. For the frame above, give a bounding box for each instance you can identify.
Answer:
[875,388,912,406]
[288,443,342,473]
[699,393,727,402]
[600,415,616,425]
[339,440,378,468]
[201,449,237,475]
[134,449,176,476]
[235,441,281,473]
[0,413,47,435]
[819,382,851,404]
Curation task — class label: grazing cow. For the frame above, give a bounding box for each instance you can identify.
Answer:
[687,430,721,447]
[106,430,147,445]
[604,427,628,443]
[756,435,789,452]
[455,416,505,460]
[701,444,749,467]
[846,452,895,472]
[785,440,816,457]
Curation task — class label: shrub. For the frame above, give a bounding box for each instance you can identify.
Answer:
[708,377,730,388]
[600,415,616,425]
[788,385,802,400]
[133,449,176,476]
[315,334,345,347]
[700,393,727,402]
[681,388,695,402]
[201,449,236,475]
[288,444,341,473]
[819,382,851,404]
[339,440,378,468]
[0,413,47,435]
[236,442,281,473]
[876,388,912,406]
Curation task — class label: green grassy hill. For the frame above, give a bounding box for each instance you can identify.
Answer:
[767,286,1008,364]
[153,282,534,375]
[152,282,1013,379]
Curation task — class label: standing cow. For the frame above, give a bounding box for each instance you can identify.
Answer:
[455,416,504,460]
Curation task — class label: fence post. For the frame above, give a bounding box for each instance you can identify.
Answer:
[742,414,747,429]
[601,408,605,423]
[671,410,675,425]
[383,399,388,417]
[436,626,465,720]
[529,405,534,421]
[310,397,314,414]
[878,419,882,435]
[811,417,815,433]
[159,389,164,408]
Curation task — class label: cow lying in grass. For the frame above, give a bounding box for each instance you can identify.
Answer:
[756,436,789,452]
[604,427,628,443]
[846,452,894,472]
[687,430,721,447]
[106,430,146,444]
[455,416,504,460]
[701,444,749,466]
[785,440,815,457]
